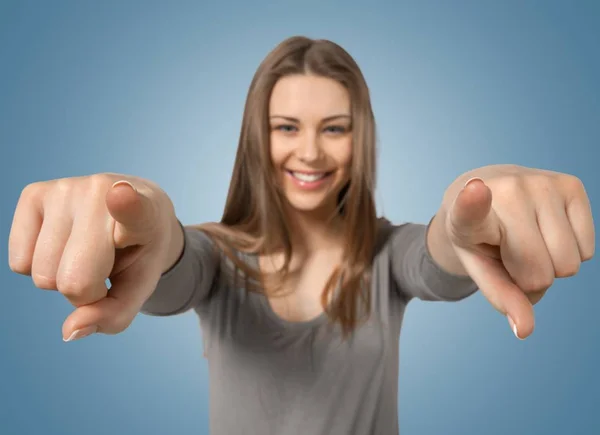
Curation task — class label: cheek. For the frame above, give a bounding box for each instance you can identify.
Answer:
[269,135,286,168]
[332,139,352,177]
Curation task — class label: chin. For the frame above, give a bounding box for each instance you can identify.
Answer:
[282,190,341,217]
[285,196,329,212]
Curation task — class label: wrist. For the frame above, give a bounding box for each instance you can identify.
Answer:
[161,215,185,275]
[427,208,468,276]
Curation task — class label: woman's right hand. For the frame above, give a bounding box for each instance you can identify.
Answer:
[8,173,184,341]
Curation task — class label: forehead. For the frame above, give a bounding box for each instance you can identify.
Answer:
[269,74,350,117]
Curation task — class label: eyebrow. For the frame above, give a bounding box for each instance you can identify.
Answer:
[269,114,351,123]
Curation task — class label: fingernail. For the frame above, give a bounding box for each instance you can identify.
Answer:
[63,325,98,342]
[111,180,137,192]
[507,316,524,340]
[463,177,483,190]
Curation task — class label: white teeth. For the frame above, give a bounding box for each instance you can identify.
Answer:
[291,172,327,182]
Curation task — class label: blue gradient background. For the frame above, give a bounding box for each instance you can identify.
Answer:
[1,1,599,434]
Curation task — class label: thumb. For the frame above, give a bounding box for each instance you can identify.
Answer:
[62,254,162,340]
[106,180,160,248]
[448,177,501,247]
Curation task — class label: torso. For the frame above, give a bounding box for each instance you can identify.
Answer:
[194,225,405,435]
[260,247,344,323]
[142,219,478,435]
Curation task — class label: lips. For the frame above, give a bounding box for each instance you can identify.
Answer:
[288,171,329,182]
[285,169,334,190]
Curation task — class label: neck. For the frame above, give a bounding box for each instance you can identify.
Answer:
[285,207,345,254]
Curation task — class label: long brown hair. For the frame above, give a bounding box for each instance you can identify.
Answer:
[195,36,378,335]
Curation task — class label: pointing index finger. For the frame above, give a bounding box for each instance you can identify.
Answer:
[454,245,535,339]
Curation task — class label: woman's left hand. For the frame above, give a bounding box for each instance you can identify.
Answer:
[439,164,595,339]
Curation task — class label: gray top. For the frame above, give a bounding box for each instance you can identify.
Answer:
[141,220,478,435]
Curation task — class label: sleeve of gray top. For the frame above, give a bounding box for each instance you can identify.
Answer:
[390,220,478,302]
[140,224,218,316]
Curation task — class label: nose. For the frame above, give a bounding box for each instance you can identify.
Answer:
[296,130,321,162]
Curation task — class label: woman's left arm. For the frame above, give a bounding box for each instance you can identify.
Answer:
[405,164,595,339]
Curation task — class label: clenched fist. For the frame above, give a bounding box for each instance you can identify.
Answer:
[8,174,183,341]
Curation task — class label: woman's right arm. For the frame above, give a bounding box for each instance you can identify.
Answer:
[8,173,219,340]
[140,221,219,316]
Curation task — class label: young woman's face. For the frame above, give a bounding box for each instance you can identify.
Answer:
[269,74,352,216]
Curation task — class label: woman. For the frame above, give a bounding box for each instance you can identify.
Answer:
[8,36,594,434]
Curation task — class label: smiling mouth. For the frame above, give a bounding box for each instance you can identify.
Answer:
[286,170,334,182]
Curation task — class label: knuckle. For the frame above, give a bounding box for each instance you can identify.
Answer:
[53,178,75,197]
[521,272,554,293]
[17,182,44,209]
[56,273,94,299]
[32,272,57,290]
[495,175,525,201]
[555,260,581,278]
[564,174,585,195]
[581,245,595,262]
[528,175,553,194]
[9,257,31,275]
[20,181,43,200]
[88,173,115,192]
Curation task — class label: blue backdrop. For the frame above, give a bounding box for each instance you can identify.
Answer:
[1,1,598,434]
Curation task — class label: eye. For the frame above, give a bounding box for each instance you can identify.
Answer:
[274,124,297,133]
[324,125,348,134]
